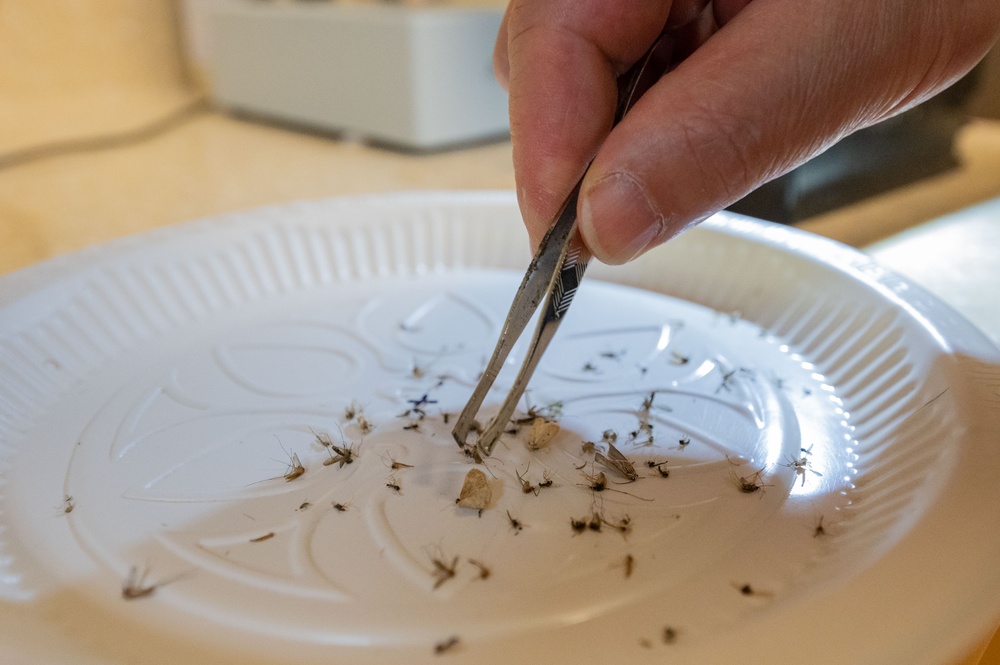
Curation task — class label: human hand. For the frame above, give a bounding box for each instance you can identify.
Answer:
[494,0,1000,264]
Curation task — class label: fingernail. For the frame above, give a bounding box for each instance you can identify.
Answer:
[579,173,663,264]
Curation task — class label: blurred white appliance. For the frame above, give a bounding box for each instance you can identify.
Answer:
[206,3,509,150]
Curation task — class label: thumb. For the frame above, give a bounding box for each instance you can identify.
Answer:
[577,0,1000,264]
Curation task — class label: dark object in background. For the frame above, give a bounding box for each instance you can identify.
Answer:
[727,64,984,224]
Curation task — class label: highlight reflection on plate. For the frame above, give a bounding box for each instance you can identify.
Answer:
[0,192,998,665]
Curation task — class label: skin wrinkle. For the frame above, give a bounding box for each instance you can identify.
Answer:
[499,0,1000,262]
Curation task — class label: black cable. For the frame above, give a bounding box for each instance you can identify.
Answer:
[0,96,211,173]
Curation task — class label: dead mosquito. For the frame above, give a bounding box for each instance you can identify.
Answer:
[332,500,352,512]
[730,467,769,494]
[538,472,555,489]
[468,559,491,580]
[646,460,670,478]
[580,469,651,500]
[403,390,440,420]
[386,476,402,494]
[323,441,358,468]
[283,451,306,482]
[594,441,639,481]
[343,399,364,421]
[121,566,163,600]
[716,367,755,394]
[506,510,525,534]
[429,552,459,590]
[250,532,275,543]
[355,415,374,435]
[622,553,634,578]
[434,636,460,655]
[734,582,773,598]
[516,467,537,495]
[389,457,413,470]
[512,398,563,425]
[602,513,633,536]
[783,455,822,486]
[570,513,603,534]
[669,351,689,366]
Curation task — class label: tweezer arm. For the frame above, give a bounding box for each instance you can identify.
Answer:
[473,193,590,453]
[451,183,583,447]
[451,29,676,454]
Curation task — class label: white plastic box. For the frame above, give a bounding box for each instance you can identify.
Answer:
[207,3,509,150]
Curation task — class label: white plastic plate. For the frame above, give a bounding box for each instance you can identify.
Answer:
[1,192,998,665]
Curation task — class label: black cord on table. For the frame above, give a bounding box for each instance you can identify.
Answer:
[0,96,211,173]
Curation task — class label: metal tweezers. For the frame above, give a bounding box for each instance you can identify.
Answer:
[452,31,676,455]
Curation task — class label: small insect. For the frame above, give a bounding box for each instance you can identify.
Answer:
[456,468,492,514]
[62,495,75,514]
[430,552,459,590]
[581,361,600,373]
[813,515,827,537]
[297,501,312,511]
[669,351,689,366]
[441,412,451,424]
[403,422,421,432]
[355,415,374,435]
[678,436,691,448]
[595,441,638,481]
[434,636,460,655]
[461,444,484,464]
[323,442,358,468]
[343,399,363,421]
[622,554,634,578]
[783,455,822,486]
[581,440,596,455]
[663,626,678,644]
[332,501,352,512]
[250,532,275,543]
[468,559,491,580]
[601,429,618,444]
[538,472,555,489]
[121,566,159,600]
[506,510,525,534]
[410,361,427,379]
[603,513,633,536]
[283,452,306,482]
[731,467,768,494]
[516,467,537,495]
[512,399,564,425]
[386,477,402,493]
[716,367,755,394]
[390,459,413,470]
[646,459,669,477]
[570,512,603,533]
[734,582,773,598]
[527,417,560,450]
[582,470,608,492]
[599,348,626,361]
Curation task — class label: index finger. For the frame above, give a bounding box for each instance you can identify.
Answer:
[498,0,677,247]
